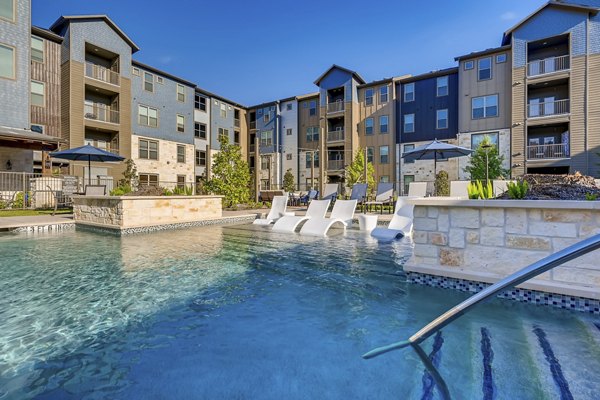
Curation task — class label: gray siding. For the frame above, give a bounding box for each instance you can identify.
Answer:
[210,98,236,150]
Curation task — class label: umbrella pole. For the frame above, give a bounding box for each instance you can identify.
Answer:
[88,155,91,186]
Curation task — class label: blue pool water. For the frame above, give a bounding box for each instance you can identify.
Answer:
[1,224,600,399]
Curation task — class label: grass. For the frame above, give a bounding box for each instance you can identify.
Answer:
[0,209,73,217]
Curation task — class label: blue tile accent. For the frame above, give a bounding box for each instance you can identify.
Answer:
[480,327,495,400]
[421,331,444,400]
[533,326,574,400]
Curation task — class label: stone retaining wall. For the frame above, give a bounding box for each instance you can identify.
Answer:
[405,198,600,301]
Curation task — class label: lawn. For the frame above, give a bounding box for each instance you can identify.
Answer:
[0,209,73,217]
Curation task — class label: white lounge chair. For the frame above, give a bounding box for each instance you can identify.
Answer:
[450,181,469,199]
[271,199,331,233]
[371,197,415,241]
[321,183,339,202]
[364,182,394,213]
[493,180,513,197]
[253,195,288,225]
[408,182,427,197]
[299,199,357,236]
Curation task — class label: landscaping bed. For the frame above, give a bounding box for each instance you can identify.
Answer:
[498,173,600,200]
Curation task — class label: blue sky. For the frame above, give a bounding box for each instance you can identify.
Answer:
[33,0,542,106]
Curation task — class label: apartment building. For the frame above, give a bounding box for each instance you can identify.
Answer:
[130,61,195,188]
[280,97,299,184]
[194,89,210,184]
[397,68,459,194]
[297,93,320,191]
[210,95,243,160]
[455,47,512,180]
[248,101,280,190]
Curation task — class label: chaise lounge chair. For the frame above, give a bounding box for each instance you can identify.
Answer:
[321,184,339,203]
[408,182,427,197]
[364,182,394,214]
[300,189,318,206]
[450,181,469,199]
[253,195,289,225]
[299,199,357,237]
[370,196,415,242]
[347,183,368,212]
[271,199,331,233]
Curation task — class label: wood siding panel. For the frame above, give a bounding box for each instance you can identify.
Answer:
[588,54,600,176]
[31,39,61,138]
[512,67,526,176]
[569,56,587,174]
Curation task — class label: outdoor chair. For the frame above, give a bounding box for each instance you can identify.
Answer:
[300,189,318,206]
[84,185,106,196]
[364,182,394,214]
[253,196,289,226]
[450,181,469,199]
[371,197,415,242]
[299,200,357,237]
[321,184,339,203]
[408,182,427,197]
[271,199,330,233]
[346,183,368,213]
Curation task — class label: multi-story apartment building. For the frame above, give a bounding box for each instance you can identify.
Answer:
[280,97,298,184]
[130,61,195,188]
[297,93,320,191]
[397,68,459,194]
[455,46,512,180]
[210,95,243,161]
[193,89,210,184]
[248,101,281,190]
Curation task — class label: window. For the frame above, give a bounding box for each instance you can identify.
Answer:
[403,175,415,195]
[132,67,140,76]
[365,118,373,135]
[195,94,207,111]
[365,88,373,105]
[379,146,389,164]
[0,0,14,21]
[31,36,44,63]
[379,115,389,134]
[139,139,158,160]
[436,109,448,129]
[472,95,498,119]
[263,109,270,123]
[404,114,415,133]
[177,84,185,102]
[138,105,158,127]
[139,174,159,186]
[31,80,44,107]
[366,147,374,163]
[471,132,499,150]
[403,144,415,164]
[196,150,206,166]
[31,124,44,134]
[220,103,227,118]
[436,76,448,97]
[380,176,390,183]
[309,100,316,116]
[286,128,292,136]
[286,103,293,111]
[404,83,415,102]
[234,131,240,144]
[195,123,206,139]
[306,151,319,168]
[496,54,507,64]
[177,114,185,132]
[144,72,154,92]
[260,130,272,146]
[306,126,318,142]
[464,60,474,70]
[380,86,388,103]
[218,127,229,142]
[0,43,15,79]
[177,145,186,163]
[478,57,492,80]
[177,175,186,189]
[286,153,292,161]
[261,156,270,170]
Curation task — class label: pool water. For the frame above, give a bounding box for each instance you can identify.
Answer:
[1,225,599,399]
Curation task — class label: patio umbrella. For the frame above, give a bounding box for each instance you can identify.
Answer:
[50,144,125,185]
[402,139,473,176]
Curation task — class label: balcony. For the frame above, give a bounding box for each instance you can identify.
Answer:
[85,62,120,86]
[327,129,344,143]
[234,118,240,128]
[327,101,344,114]
[527,55,569,77]
[84,103,120,124]
[527,99,569,118]
[84,139,119,155]
[249,144,255,153]
[527,143,569,160]
[328,160,345,170]
[249,121,257,130]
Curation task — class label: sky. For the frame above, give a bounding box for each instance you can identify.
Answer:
[32,0,543,106]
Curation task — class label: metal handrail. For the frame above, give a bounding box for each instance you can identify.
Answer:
[527,54,570,77]
[527,99,569,118]
[363,233,600,360]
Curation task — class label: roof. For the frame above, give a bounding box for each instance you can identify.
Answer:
[32,26,63,43]
[501,1,599,45]
[0,126,63,151]
[455,45,512,61]
[194,87,246,109]
[313,64,366,86]
[396,67,458,84]
[296,92,319,100]
[357,77,393,89]
[49,15,140,53]
[248,100,278,110]
[132,60,196,88]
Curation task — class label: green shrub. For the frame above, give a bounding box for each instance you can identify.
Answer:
[12,192,29,209]
[434,171,450,196]
[172,185,194,196]
[110,184,132,196]
[585,193,598,201]
[0,200,6,209]
[506,180,529,199]
[467,180,494,200]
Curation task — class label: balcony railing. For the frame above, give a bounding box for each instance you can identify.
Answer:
[85,62,120,86]
[527,143,569,160]
[249,121,257,130]
[249,144,255,153]
[84,103,120,124]
[327,129,344,142]
[327,101,344,113]
[234,118,240,128]
[84,139,119,155]
[527,55,570,77]
[328,160,345,170]
[527,99,570,118]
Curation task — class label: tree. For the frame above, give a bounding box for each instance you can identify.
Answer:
[205,135,251,207]
[345,148,376,191]
[118,159,138,188]
[435,170,450,196]
[463,136,509,181]
[283,169,295,193]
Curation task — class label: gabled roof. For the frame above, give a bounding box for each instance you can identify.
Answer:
[49,15,140,53]
[313,64,366,86]
[501,1,599,45]
[455,45,511,61]
[32,26,63,43]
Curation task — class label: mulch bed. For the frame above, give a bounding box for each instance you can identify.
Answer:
[497,173,600,200]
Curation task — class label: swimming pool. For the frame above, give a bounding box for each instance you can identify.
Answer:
[1,224,599,399]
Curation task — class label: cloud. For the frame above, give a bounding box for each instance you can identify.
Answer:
[500,11,517,21]
[159,56,173,65]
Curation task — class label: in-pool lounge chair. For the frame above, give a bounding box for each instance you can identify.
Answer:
[450,181,469,199]
[364,182,394,214]
[299,199,357,236]
[271,199,331,233]
[370,196,415,241]
[253,195,289,225]
[408,182,427,197]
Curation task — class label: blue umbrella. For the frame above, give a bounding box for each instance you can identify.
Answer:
[50,144,125,185]
[402,139,473,176]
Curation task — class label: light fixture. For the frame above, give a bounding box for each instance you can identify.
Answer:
[6,160,12,170]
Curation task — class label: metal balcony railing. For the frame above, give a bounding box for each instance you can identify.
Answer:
[527,99,570,118]
[327,101,344,113]
[84,139,119,155]
[84,103,120,124]
[527,143,569,160]
[327,130,344,142]
[85,62,120,86]
[234,118,240,128]
[527,55,570,77]
[249,144,255,153]
[328,160,345,170]
[249,121,257,130]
